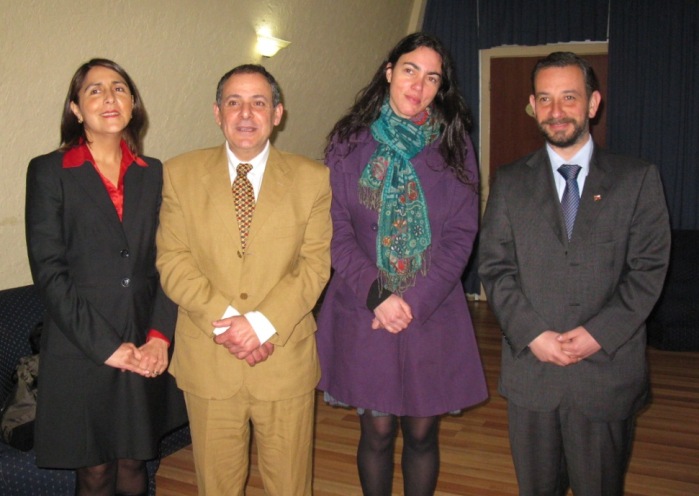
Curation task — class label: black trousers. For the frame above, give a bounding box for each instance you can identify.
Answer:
[508,401,635,496]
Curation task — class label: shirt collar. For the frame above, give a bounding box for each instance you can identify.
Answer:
[62,139,148,168]
[225,140,270,178]
[546,134,594,174]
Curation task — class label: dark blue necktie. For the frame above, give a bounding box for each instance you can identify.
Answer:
[558,164,582,240]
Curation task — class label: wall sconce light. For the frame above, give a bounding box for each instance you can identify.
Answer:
[257,33,291,58]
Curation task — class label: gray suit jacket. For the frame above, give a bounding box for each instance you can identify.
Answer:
[479,144,670,421]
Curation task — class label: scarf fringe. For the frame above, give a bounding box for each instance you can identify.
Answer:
[358,184,383,211]
[378,246,431,296]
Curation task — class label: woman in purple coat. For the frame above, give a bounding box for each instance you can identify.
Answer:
[316,33,488,495]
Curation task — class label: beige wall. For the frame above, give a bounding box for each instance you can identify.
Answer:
[1,0,424,289]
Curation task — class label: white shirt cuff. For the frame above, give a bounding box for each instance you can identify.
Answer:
[213,306,276,345]
[213,306,240,335]
[244,311,276,344]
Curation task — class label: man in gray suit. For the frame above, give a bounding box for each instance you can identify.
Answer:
[479,52,671,495]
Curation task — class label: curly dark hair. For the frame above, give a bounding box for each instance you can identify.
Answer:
[60,58,147,155]
[325,32,474,184]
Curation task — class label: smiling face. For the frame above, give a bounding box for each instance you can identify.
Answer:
[385,46,443,119]
[530,65,601,158]
[214,72,284,161]
[70,65,134,141]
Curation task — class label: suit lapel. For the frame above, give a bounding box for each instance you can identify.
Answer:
[526,149,568,245]
[247,146,292,246]
[571,147,613,241]
[66,164,125,240]
[199,145,242,248]
[122,163,145,230]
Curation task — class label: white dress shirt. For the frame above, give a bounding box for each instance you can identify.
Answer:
[546,134,594,201]
[213,141,276,345]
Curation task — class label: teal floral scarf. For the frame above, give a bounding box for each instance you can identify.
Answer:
[359,100,440,294]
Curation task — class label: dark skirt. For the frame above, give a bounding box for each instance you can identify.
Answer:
[35,326,187,468]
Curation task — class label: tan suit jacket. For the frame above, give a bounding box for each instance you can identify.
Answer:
[156,144,331,402]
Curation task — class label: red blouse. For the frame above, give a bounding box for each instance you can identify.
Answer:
[62,140,147,220]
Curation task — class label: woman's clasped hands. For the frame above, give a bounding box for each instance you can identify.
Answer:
[104,339,169,377]
[372,294,413,333]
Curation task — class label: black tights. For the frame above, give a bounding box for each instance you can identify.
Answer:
[75,459,147,496]
[357,413,440,496]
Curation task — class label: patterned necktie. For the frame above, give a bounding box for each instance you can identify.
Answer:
[232,163,255,251]
[558,164,582,240]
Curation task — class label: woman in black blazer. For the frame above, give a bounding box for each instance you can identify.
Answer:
[25,59,185,495]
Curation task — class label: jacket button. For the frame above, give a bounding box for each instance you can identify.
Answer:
[121,278,131,288]
[240,293,248,300]
[120,249,130,258]
[237,250,243,258]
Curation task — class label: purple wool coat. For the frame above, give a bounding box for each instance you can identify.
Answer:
[316,130,488,416]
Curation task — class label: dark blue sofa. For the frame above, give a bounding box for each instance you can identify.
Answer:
[0,285,190,495]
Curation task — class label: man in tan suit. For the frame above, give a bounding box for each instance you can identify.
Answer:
[156,64,331,495]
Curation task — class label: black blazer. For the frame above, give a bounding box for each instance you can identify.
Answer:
[25,149,183,467]
[25,150,175,362]
[479,144,671,421]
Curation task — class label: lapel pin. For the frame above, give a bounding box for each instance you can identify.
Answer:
[593,195,602,202]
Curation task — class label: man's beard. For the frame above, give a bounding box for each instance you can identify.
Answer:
[537,118,588,148]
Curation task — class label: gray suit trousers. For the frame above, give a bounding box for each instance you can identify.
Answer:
[508,401,635,496]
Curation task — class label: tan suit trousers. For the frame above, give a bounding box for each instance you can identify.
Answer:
[184,388,315,496]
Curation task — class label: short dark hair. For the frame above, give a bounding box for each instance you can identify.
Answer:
[215,64,282,107]
[326,32,474,185]
[60,58,147,155]
[531,51,600,98]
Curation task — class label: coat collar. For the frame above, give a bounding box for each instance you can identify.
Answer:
[200,145,240,247]
[62,141,148,241]
[248,146,292,247]
[526,148,566,244]
[62,140,147,168]
[572,147,614,242]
